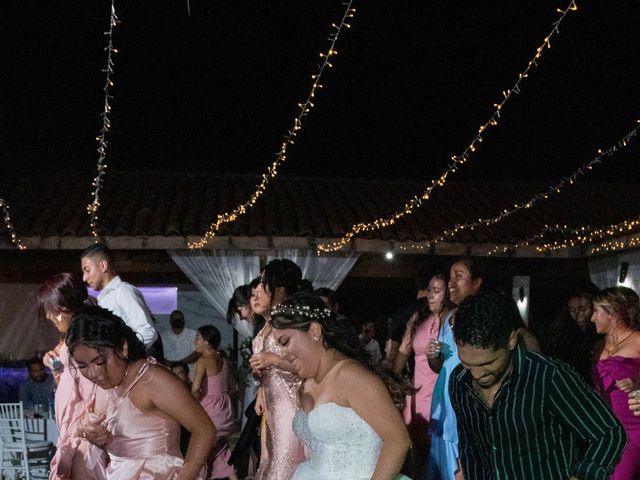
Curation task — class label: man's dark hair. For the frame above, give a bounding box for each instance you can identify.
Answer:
[454,292,517,349]
[26,357,44,369]
[314,287,338,308]
[81,243,114,265]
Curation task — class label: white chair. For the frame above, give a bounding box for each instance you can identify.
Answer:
[0,402,54,480]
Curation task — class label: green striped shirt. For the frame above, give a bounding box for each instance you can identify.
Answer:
[450,344,626,480]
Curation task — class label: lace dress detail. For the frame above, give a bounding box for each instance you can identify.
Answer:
[291,402,382,480]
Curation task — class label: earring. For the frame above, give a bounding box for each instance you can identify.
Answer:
[313,335,319,342]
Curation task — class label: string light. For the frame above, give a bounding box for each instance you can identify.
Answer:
[399,119,639,252]
[188,1,356,249]
[316,0,579,254]
[0,199,26,250]
[86,0,119,240]
[485,216,640,256]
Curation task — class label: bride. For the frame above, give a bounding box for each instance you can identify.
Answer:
[271,292,412,480]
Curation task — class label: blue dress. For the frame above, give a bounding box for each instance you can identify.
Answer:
[427,313,460,480]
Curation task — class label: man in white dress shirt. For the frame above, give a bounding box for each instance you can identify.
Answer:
[80,244,163,360]
[162,310,199,368]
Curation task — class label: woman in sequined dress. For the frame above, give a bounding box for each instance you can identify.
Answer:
[249,259,306,480]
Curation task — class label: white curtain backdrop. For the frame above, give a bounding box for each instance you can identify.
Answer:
[168,250,261,318]
[588,250,640,292]
[268,249,360,290]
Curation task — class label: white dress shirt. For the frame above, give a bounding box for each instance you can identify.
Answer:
[162,328,197,362]
[97,276,158,347]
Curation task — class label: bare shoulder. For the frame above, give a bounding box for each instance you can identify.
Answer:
[334,360,382,391]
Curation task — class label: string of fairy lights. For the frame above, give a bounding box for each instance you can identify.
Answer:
[315,0,579,254]
[485,216,640,256]
[0,199,26,250]
[87,0,119,240]
[398,119,640,252]
[187,1,356,249]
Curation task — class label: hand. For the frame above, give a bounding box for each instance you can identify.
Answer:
[78,414,111,449]
[628,390,640,415]
[399,315,417,355]
[616,377,640,393]
[255,388,266,415]
[426,339,443,358]
[250,352,277,372]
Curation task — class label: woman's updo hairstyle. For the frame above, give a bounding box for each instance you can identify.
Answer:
[67,305,148,362]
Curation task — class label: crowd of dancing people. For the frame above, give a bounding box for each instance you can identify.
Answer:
[31,243,640,479]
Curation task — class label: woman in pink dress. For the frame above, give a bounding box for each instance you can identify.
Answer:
[67,305,216,480]
[591,286,640,480]
[249,259,305,480]
[192,325,238,480]
[393,271,453,478]
[38,273,103,480]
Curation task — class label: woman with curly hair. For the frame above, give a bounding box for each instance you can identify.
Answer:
[272,291,412,480]
[67,306,216,480]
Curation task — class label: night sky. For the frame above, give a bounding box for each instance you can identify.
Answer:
[2,1,640,184]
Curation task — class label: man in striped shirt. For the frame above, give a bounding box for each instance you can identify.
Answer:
[450,292,625,480]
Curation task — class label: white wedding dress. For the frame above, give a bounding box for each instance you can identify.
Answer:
[291,402,407,479]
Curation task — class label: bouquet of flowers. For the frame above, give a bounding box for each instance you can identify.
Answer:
[239,337,253,369]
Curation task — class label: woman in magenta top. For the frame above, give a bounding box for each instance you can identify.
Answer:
[591,286,640,480]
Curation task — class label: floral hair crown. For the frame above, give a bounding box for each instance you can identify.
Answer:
[271,304,332,320]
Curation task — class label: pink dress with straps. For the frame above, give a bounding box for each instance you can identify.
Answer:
[253,325,305,480]
[102,359,205,480]
[49,343,103,480]
[199,360,235,479]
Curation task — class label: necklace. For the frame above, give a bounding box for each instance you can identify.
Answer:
[113,364,130,389]
[605,330,635,356]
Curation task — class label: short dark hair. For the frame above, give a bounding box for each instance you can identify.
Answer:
[198,325,221,350]
[81,243,113,265]
[26,357,44,369]
[454,292,516,350]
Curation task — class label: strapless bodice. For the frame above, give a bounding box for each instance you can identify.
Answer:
[291,402,382,479]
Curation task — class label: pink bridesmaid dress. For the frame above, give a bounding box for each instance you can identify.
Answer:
[102,359,205,480]
[253,325,305,480]
[199,360,236,479]
[49,343,102,480]
[402,316,440,474]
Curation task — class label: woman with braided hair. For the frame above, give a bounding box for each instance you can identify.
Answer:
[271,291,412,480]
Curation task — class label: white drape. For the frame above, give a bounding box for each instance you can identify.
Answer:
[268,249,360,290]
[168,250,261,317]
[588,250,640,292]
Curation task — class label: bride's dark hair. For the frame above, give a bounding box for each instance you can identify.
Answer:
[271,291,415,406]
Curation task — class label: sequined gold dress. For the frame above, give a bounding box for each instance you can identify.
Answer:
[253,325,305,480]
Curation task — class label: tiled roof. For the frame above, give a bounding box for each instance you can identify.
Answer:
[1,171,638,253]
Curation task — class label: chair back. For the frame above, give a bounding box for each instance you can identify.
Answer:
[0,402,27,448]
